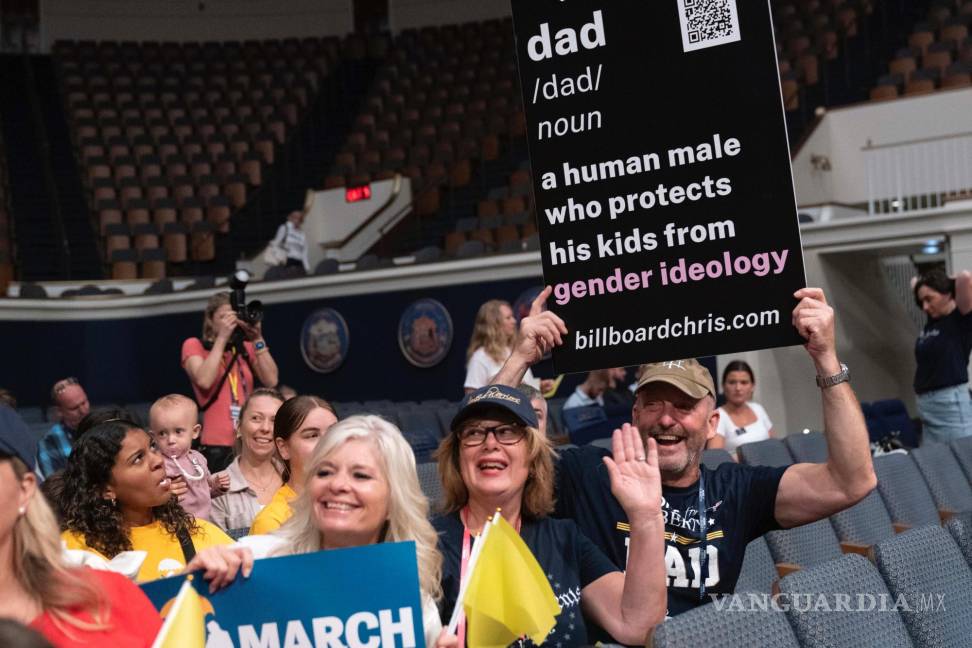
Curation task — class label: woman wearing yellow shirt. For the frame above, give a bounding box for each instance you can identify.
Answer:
[249,396,337,535]
[59,419,233,582]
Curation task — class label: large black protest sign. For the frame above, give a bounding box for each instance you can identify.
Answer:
[511,0,807,373]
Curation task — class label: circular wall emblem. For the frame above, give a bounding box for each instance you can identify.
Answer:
[300,308,350,373]
[398,298,453,368]
[513,285,545,323]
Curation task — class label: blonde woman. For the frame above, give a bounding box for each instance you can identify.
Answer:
[0,406,162,646]
[434,385,666,646]
[464,300,542,393]
[235,415,449,647]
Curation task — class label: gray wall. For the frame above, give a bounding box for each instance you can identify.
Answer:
[40,0,353,47]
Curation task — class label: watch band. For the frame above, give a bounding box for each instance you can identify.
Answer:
[816,363,850,388]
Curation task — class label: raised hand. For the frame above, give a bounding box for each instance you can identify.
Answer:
[603,423,662,521]
[792,288,839,374]
[512,286,568,366]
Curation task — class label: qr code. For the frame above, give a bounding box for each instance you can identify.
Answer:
[677,0,742,53]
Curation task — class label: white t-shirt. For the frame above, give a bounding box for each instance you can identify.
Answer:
[715,402,773,453]
[464,347,539,390]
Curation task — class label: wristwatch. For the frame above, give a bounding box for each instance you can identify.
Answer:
[254,340,267,352]
[816,363,850,388]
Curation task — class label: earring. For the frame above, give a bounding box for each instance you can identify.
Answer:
[17,506,25,515]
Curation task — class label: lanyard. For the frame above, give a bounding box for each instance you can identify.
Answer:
[225,349,248,405]
[698,474,708,601]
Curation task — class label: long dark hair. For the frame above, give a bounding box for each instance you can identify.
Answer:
[273,395,334,483]
[59,420,198,558]
[913,268,954,306]
[722,360,755,385]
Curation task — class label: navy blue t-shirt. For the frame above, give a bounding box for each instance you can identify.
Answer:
[554,446,787,617]
[914,309,972,393]
[434,511,617,646]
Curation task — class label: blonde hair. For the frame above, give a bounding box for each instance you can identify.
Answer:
[201,292,231,341]
[273,415,443,602]
[435,415,556,519]
[7,457,107,633]
[466,300,514,364]
[148,394,199,428]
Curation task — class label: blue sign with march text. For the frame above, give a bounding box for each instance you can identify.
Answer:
[141,541,426,648]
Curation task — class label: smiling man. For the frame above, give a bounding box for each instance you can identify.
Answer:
[495,286,877,618]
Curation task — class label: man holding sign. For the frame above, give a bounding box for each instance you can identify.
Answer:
[495,287,876,618]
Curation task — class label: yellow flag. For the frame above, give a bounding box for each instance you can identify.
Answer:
[152,579,206,648]
[463,515,561,648]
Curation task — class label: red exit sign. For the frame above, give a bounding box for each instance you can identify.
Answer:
[345,185,372,202]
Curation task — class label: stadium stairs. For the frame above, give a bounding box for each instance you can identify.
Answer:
[224,53,383,273]
[0,54,101,280]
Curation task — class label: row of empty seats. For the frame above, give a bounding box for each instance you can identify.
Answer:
[53,36,350,279]
[871,2,972,99]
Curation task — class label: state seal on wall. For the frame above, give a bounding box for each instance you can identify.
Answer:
[300,308,349,373]
[398,298,453,368]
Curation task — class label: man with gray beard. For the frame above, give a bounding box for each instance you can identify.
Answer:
[495,287,876,618]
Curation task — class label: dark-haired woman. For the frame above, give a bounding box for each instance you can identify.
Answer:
[59,419,234,582]
[913,268,972,442]
[710,360,774,455]
[249,396,337,534]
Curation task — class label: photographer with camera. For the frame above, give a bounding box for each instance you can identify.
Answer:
[182,280,279,473]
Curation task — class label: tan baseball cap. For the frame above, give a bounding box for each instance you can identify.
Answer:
[635,359,715,399]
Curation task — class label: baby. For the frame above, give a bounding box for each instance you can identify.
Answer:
[149,394,229,521]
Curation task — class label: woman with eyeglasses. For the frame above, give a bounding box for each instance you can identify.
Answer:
[433,385,666,646]
[708,360,774,455]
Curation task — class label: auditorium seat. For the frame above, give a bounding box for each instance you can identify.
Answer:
[400,410,443,442]
[765,518,845,571]
[648,601,799,647]
[734,536,778,594]
[909,442,972,514]
[736,438,794,467]
[950,436,972,483]
[874,453,944,528]
[829,490,897,546]
[946,512,972,566]
[701,448,733,470]
[110,248,138,280]
[784,430,828,462]
[416,462,443,513]
[873,526,972,646]
[778,554,913,648]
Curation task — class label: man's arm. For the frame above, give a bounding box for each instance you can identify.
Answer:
[493,286,567,387]
[774,288,877,528]
[956,270,972,315]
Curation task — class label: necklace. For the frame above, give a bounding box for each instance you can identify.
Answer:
[241,463,278,493]
[171,454,206,481]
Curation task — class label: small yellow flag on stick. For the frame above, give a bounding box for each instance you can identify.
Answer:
[461,514,561,648]
[152,578,206,648]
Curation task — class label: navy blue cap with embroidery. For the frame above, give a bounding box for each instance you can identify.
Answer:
[451,384,539,431]
[0,405,37,470]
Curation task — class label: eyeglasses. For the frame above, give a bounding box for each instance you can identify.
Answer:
[457,424,526,447]
[51,377,79,399]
